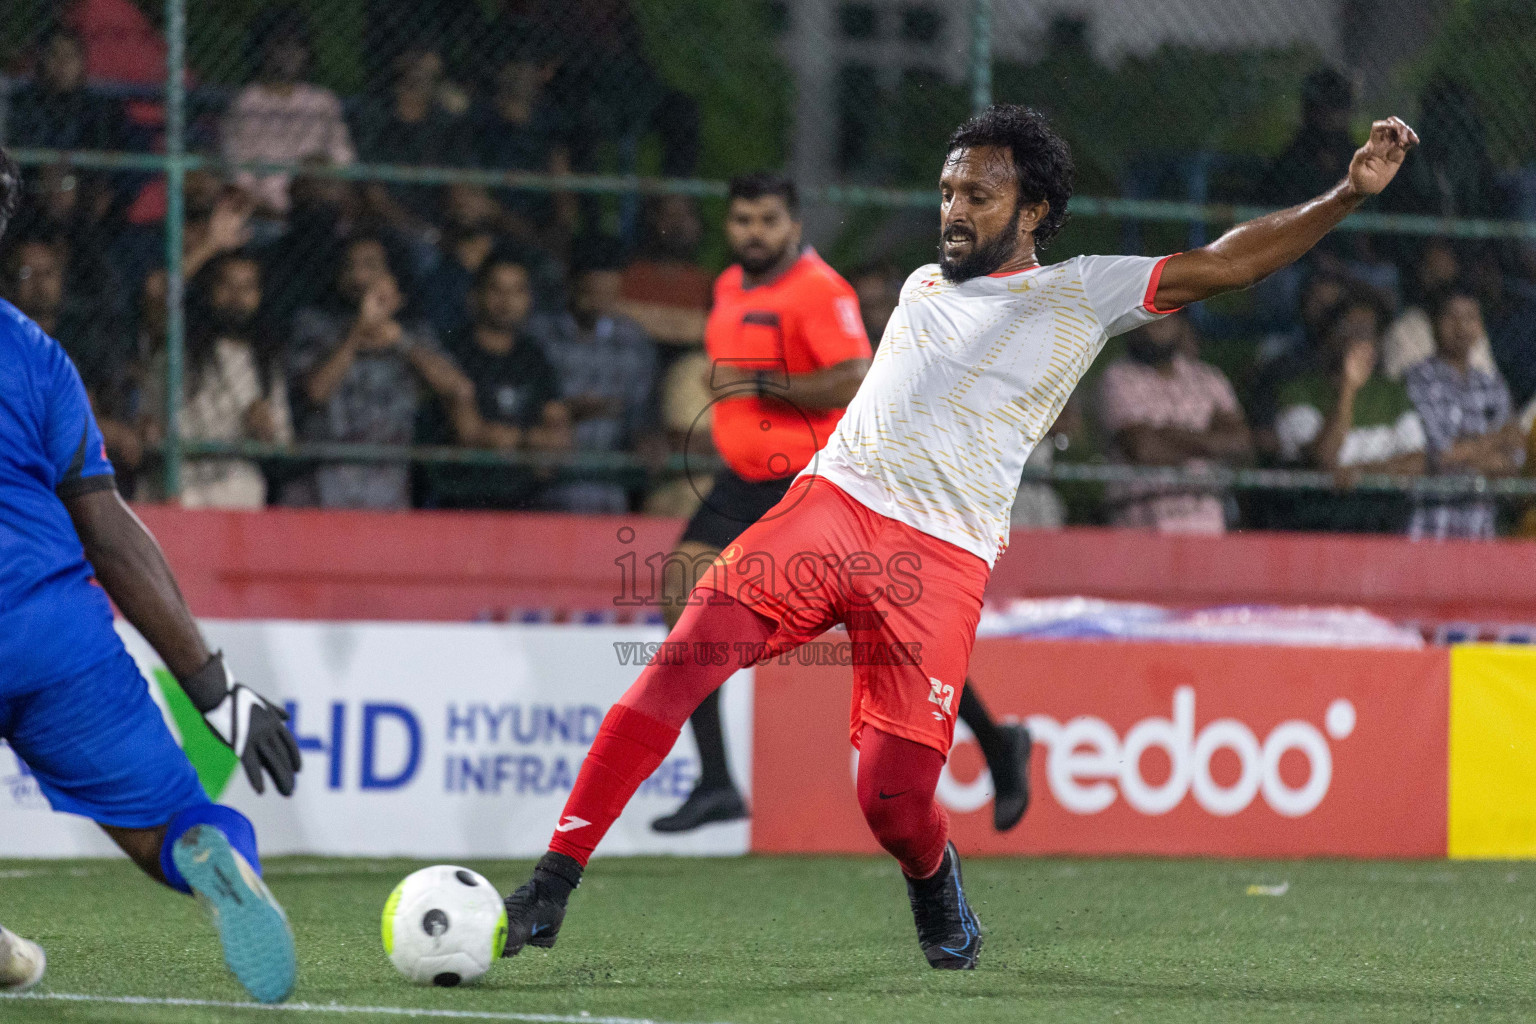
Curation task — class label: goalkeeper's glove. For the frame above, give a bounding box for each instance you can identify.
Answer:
[179,651,303,797]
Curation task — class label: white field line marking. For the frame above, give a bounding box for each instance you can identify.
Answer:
[0,992,732,1024]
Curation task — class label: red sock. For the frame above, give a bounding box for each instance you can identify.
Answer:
[855,724,949,879]
[548,704,680,865]
[549,595,777,866]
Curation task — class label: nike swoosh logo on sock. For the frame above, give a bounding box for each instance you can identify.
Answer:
[878,789,912,800]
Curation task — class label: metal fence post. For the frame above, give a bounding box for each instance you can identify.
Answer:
[970,0,993,114]
[162,0,187,498]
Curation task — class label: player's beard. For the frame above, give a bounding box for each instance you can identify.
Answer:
[735,239,794,277]
[938,205,1022,283]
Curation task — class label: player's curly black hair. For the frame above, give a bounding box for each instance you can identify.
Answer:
[947,104,1075,249]
[0,147,20,244]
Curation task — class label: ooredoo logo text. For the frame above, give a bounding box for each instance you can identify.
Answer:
[938,686,1357,819]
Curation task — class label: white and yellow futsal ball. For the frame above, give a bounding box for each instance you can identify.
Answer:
[382,865,508,986]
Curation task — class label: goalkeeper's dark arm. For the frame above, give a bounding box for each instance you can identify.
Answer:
[63,486,210,680]
[64,485,303,796]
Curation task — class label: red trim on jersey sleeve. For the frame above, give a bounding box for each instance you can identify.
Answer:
[1143,253,1184,314]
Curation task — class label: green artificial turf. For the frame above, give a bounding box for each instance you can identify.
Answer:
[2,855,1534,1023]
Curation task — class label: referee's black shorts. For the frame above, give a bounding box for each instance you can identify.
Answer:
[678,466,796,551]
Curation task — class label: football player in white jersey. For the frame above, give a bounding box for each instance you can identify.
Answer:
[496,104,1416,971]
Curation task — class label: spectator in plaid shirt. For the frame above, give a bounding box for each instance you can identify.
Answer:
[1405,286,1525,539]
[529,241,659,513]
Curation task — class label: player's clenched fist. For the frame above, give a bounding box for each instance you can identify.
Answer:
[1347,116,1419,196]
[180,651,303,796]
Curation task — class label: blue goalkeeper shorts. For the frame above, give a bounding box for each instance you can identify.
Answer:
[0,643,208,829]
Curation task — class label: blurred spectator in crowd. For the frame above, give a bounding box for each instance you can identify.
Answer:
[618,196,711,356]
[642,347,713,517]
[1254,272,1348,368]
[1250,68,1400,303]
[181,174,257,281]
[11,163,129,323]
[1097,313,1251,534]
[1273,297,1425,531]
[1249,272,1351,457]
[6,27,126,153]
[1254,69,1356,207]
[1405,287,1523,540]
[221,13,355,218]
[849,261,903,348]
[1384,78,1500,222]
[258,162,361,333]
[138,252,291,508]
[111,170,256,307]
[426,252,571,509]
[419,184,518,341]
[285,233,475,509]
[470,52,575,243]
[1466,249,1536,410]
[461,0,699,180]
[530,241,658,513]
[1012,399,1078,531]
[1,229,140,475]
[351,44,472,243]
[1382,240,1495,380]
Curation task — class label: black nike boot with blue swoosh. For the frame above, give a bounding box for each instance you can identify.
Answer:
[502,852,582,957]
[904,841,982,969]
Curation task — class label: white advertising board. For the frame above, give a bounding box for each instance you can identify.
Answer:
[0,622,752,859]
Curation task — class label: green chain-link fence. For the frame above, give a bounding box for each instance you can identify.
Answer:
[2,0,1536,527]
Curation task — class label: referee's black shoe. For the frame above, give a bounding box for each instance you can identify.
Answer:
[905,842,982,970]
[650,781,748,833]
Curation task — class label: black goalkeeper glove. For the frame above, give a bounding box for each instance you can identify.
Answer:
[179,651,303,797]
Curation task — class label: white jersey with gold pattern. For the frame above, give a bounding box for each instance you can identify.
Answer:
[810,254,1179,566]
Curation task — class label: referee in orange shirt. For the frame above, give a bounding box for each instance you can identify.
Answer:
[651,172,1032,834]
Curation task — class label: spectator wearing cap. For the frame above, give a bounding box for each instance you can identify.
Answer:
[1405,287,1524,540]
[285,233,475,509]
[221,15,355,219]
[425,252,571,510]
[529,241,659,513]
[1096,313,1251,534]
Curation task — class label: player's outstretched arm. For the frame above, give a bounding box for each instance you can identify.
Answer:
[65,487,210,679]
[1153,117,1418,309]
[64,488,302,795]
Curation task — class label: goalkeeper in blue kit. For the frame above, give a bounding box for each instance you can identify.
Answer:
[0,149,303,1004]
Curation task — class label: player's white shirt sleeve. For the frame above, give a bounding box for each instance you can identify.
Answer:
[1078,254,1182,338]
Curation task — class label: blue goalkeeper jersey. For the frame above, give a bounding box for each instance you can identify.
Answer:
[0,297,120,696]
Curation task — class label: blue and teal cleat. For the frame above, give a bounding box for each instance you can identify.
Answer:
[171,825,296,1003]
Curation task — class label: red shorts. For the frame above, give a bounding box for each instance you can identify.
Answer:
[693,475,990,756]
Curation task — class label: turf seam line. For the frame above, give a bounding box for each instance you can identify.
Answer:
[0,991,734,1024]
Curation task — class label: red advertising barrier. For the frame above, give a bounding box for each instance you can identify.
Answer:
[130,504,1536,626]
[753,639,1450,858]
